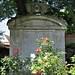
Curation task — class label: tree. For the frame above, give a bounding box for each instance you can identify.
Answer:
[0,0,75,34]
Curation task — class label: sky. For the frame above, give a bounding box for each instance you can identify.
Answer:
[0,13,16,36]
[0,19,10,36]
[0,0,10,36]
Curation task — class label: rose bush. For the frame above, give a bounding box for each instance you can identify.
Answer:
[0,37,75,75]
[67,55,75,75]
[29,37,68,75]
[0,49,24,75]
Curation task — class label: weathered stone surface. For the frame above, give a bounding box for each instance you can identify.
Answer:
[25,3,48,14]
[8,15,67,63]
[8,15,67,30]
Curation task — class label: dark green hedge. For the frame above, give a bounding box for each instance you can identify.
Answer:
[66,43,75,49]
[0,46,9,66]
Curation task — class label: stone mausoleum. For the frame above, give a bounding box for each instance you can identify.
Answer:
[7,2,67,63]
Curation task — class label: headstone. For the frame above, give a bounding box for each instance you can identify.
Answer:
[7,15,67,63]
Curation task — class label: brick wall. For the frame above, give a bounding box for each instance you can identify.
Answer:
[65,34,75,45]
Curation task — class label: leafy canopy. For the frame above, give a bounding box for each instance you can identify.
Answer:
[0,0,75,34]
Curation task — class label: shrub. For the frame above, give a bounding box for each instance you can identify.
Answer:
[66,43,75,49]
[29,37,68,75]
[0,37,75,75]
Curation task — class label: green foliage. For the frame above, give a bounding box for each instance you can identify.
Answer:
[66,55,75,75]
[0,0,16,21]
[0,49,31,75]
[66,43,75,49]
[0,37,75,75]
[29,37,68,75]
[0,49,23,75]
[0,0,75,34]
[71,55,75,62]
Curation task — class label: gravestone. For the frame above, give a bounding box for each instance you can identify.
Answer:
[7,3,67,63]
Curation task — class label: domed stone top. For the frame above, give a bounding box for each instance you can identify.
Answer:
[7,15,67,30]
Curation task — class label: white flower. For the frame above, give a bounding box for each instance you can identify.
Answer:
[45,52,49,55]
[44,56,47,59]
[31,58,34,61]
[38,60,42,62]
[50,53,53,55]
[60,9,65,12]
[26,65,28,68]
[23,60,25,63]
[31,67,33,70]
[30,53,36,58]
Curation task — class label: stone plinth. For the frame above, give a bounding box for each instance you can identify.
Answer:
[7,15,67,62]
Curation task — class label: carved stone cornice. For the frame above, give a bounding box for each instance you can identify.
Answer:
[7,15,67,30]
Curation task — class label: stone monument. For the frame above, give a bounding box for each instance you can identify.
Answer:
[7,2,67,63]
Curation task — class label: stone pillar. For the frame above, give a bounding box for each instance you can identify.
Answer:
[7,15,67,62]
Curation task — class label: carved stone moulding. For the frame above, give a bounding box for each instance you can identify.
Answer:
[25,3,48,14]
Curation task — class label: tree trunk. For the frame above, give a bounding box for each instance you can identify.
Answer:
[14,0,27,15]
